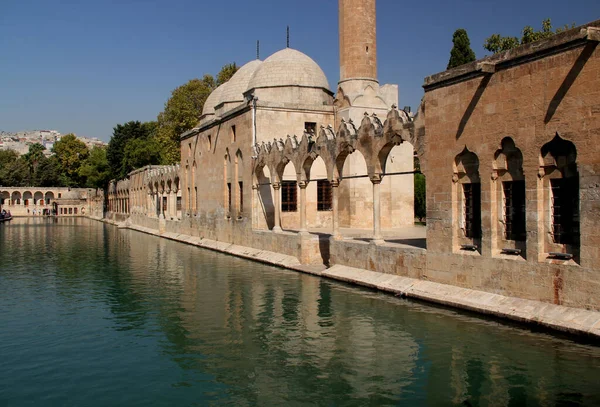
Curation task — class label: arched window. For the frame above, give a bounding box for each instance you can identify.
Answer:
[224,152,232,217]
[540,134,579,259]
[236,150,244,216]
[493,138,526,256]
[454,147,481,250]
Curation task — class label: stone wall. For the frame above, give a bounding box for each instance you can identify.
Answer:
[422,23,600,309]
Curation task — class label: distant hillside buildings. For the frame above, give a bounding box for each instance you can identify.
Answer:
[0,130,107,156]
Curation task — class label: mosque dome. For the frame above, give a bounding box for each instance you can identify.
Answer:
[246,48,330,92]
[218,60,262,104]
[202,83,226,116]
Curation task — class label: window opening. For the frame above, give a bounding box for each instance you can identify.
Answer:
[551,177,579,245]
[317,180,332,211]
[176,197,182,211]
[281,181,297,212]
[463,183,481,239]
[231,125,236,143]
[503,180,526,241]
[304,122,317,134]
[227,183,232,214]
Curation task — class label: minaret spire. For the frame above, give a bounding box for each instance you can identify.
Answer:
[286,26,290,48]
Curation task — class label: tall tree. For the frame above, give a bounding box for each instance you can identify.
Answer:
[447,29,476,69]
[107,121,154,180]
[155,63,239,164]
[0,150,21,186]
[1,157,30,187]
[484,19,575,54]
[52,134,89,186]
[79,147,111,189]
[22,143,46,175]
[35,156,64,187]
[121,137,161,175]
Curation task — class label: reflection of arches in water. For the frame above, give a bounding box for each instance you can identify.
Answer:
[339,149,371,229]
[255,165,274,230]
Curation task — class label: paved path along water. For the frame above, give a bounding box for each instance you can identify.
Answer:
[1,218,599,406]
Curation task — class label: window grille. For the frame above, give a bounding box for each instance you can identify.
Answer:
[463,183,481,239]
[503,181,526,241]
[281,181,297,212]
[227,183,232,213]
[317,180,332,211]
[551,177,579,245]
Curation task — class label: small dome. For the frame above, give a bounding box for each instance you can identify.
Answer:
[219,60,262,104]
[202,84,226,115]
[246,48,330,92]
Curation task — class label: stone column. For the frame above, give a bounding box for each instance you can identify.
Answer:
[298,181,308,234]
[252,184,258,229]
[272,182,282,232]
[331,180,341,239]
[372,176,383,243]
[169,191,176,219]
[159,194,165,219]
[147,193,153,217]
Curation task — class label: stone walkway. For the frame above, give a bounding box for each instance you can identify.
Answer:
[282,225,427,249]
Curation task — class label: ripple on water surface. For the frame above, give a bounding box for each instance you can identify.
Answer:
[0,218,599,406]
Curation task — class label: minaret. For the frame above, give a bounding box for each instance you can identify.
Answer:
[339,0,377,83]
[336,0,396,124]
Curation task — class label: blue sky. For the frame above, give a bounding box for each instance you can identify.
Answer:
[1,0,598,141]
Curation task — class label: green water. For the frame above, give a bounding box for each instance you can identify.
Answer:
[0,218,599,406]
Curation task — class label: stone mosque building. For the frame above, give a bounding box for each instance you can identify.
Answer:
[105,0,600,335]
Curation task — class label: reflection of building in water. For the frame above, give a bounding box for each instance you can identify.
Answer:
[79,222,600,405]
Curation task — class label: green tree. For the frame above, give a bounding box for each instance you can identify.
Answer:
[1,157,30,187]
[35,156,64,187]
[0,150,20,186]
[79,147,111,189]
[121,137,161,176]
[156,63,239,164]
[22,143,46,176]
[52,134,89,186]
[484,19,575,54]
[217,63,238,86]
[107,121,155,180]
[447,29,477,69]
